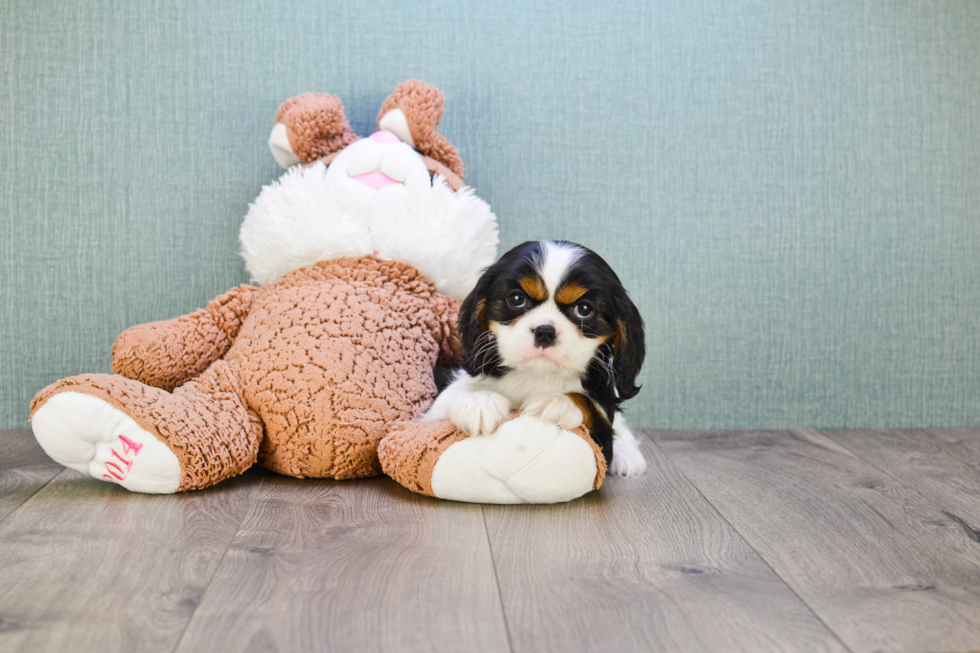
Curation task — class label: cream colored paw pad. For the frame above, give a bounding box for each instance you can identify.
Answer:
[32,392,181,494]
[430,415,598,504]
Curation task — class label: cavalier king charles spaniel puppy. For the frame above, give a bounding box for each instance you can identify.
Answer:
[421,240,647,477]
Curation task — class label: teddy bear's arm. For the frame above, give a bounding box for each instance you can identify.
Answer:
[110,285,259,391]
[431,293,466,368]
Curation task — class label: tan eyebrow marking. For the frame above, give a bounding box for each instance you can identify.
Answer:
[519,276,548,302]
[555,283,588,305]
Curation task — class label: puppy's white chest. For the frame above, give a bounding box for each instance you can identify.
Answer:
[481,367,584,405]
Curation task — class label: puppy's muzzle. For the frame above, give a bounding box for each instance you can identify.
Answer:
[532,324,558,348]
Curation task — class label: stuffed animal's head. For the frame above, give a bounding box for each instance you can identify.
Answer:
[240,80,498,300]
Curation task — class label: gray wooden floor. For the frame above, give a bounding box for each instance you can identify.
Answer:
[2,428,979,653]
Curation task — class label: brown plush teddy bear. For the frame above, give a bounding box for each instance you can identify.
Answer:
[29,81,606,503]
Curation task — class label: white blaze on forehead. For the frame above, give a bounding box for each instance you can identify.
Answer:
[486,241,602,376]
[535,241,584,295]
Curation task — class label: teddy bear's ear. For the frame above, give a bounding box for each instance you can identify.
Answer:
[377,80,465,180]
[269,93,359,168]
[420,155,465,192]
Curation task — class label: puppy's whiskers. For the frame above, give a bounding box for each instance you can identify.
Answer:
[469,331,497,359]
[596,352,615,385]
[468,330,501,373]
[438,239,645,471]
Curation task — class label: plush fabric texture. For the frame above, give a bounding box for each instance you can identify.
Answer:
[419,155,464,193]
[31,366,261,491]
[380,419,468,496]
[31,390,183,493]
[380,416,606,498]
[378,80,464,180]
[275,93,359,164]
[5,2,980,431]
[31,256,463,487]
[25,78,610,503]
[110,285,259,392]
[239,156,497,301]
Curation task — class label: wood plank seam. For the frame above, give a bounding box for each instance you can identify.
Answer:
[818,428,980,549]
[815,429,921,486]
[164,478,260,653]
[926,430,980,477]
[0,468,67,526]
[824,427,980,482]
[0,430,69,525]
[481,505,516,653]
[649,428,980,652]
[484,431,850,652]
[164,479,264,653]
[639,431,856,653]
[170,474,511,652]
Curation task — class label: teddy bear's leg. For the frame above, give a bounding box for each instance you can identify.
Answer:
[31,361,262,493]
[381,415,607,504]
[32,389,182,493]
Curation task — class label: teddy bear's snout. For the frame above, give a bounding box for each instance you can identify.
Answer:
[350,131,411,189]
[370,130,401,144]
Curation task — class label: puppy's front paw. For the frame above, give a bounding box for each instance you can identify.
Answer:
[521,393,584,430]
[610,439,647,477]
[450,391,512,436]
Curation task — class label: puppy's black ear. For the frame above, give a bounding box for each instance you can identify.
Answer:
[457,266,500,377]
[611,290,645,401]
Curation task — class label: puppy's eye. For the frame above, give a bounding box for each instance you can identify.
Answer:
[572,302,594,319]
[507,291,527,309]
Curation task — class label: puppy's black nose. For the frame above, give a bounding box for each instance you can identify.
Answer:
[532,325,558,348]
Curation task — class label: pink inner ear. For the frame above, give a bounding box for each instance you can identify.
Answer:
[351,171,401,189]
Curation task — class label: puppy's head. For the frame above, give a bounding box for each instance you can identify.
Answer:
[458,241,644,401]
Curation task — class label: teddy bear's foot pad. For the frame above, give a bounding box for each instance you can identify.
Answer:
[32,392,181,493]
[430,416,600,504]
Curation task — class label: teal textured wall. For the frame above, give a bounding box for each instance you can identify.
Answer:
[2,0,979,429]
